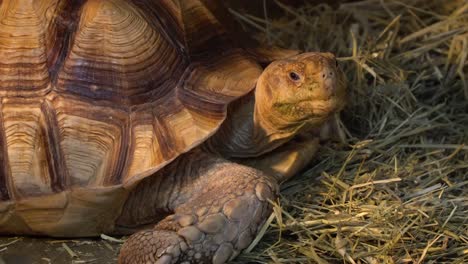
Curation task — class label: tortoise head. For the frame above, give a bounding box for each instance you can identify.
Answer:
[255,52,346,133]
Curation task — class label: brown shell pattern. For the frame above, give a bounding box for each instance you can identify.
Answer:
[0,0,262,201]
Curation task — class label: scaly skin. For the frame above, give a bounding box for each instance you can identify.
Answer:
[118,150,277,264]
[239,134,321,183]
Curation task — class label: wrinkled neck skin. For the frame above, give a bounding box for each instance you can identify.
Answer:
[206,87,324,158]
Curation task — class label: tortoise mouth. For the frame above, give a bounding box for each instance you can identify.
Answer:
[275,96,339,118]
[289,95,338,112]
[311,98,340,113]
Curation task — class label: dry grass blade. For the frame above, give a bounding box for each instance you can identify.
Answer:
[232,0,468,263]
[62,242,79,259]
[100,234,125,244]
[0,238,21,249]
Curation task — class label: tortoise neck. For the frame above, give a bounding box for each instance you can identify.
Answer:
[205,90,296,158]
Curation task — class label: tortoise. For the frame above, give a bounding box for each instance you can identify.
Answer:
[0,0,346,263]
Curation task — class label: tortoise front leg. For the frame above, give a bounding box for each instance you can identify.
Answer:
[240,115,346,184]
[118,151,278,264]
[238,135,320,183]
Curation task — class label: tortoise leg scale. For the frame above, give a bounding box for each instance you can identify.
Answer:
[118,151,278,264]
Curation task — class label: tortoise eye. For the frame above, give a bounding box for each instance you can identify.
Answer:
[289,72,300,81]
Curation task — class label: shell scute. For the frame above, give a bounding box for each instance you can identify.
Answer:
[52,95,129,187]
[0,0,62,97]
[1,100,54,198]
[55,0,187,104]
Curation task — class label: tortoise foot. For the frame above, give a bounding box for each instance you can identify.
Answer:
[119,163,278,264]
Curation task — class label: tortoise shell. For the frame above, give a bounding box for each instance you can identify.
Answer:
[0,0,261,236]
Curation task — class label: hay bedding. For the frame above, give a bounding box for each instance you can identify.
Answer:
[231,0,468,263]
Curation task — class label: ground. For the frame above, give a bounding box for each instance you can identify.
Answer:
[0,237,118,264]
[1,0,467,263]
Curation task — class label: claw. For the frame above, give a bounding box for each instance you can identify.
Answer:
[155,254,172,264]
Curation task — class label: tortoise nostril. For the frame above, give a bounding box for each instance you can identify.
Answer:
[322,71,335,80]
